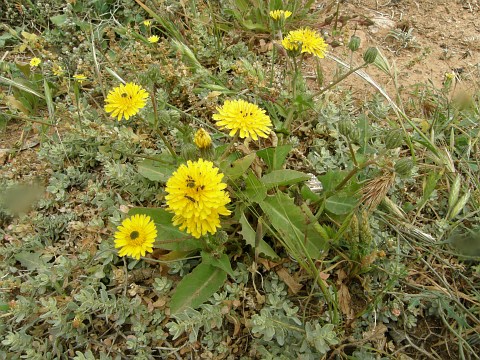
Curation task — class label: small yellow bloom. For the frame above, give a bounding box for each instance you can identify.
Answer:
[269,10,292,20]
[52,64,64,77]
[148,35,160,43]
[194,128,212,149]
[444,72,455,81]
[143,20,151,26]
[104,82,149,121]
[282,28,328,58]
[213,99,272,140]
[73,74,87,83]
[114,214,157,260]
[29,57,41,67]
[165,159,231,239]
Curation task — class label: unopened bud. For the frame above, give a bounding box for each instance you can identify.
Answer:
[363,47,378,64]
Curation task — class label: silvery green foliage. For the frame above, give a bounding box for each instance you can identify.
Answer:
[166,304,224,342]
[302,323,340,355]
[153,277,173,295]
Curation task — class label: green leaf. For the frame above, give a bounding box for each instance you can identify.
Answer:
[259,193,327,259]
[0,303,10,311]
[243,170,267,202]
[239,212,279,259]
[137,157,176,182]
[128,208,201,252]
[170,263,227,314]
[222,153,256,180]
[201,252,235,278]
[325,193,358,215]
[257,145,292,171]
[260,169,310,189]
[14,252,49,271]
[50,14,68,26]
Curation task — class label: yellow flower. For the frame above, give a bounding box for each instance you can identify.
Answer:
[148,35,159,43]
[73,74,87,83]
[143,20,151,26]
[165,159,231,238]
[213,99,272,140]
[194,128,212,149]
[104,82,149,121]
[114,214,157,260]
[282,28,328,58]
[29,57,41,67]
[52,64,64,76]
[269,10,292,20]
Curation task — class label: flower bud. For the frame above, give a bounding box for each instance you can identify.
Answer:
[394,158,414,177]
[363,47,378,64]
[348,35,361,52]
[384,128,404,149]
[194,128,212,149]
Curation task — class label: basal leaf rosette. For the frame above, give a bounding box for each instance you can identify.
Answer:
[212,99,272,140]
[114,214,158,260]
[282,28,328,58]
[165,159,231,238]
[104,82,149,121]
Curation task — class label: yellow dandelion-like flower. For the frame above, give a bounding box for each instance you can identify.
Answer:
[73,74,87,83]
[104,82,149,121]
[269,10,292,20]
[212,99,272,140]
[143,20,151,26]
[282,28,328,58]
[165,159,231,239]
[194,128,212,149]
[52,64,64,77]
[29,57,41,67]
[148,35,159,43]
[114,214,157,260]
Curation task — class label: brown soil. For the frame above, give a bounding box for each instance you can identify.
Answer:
[319,0,480,97]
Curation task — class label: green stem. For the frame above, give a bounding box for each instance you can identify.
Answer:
[218,134,239,162]
[150,90,177,158]
[312,63,367,98]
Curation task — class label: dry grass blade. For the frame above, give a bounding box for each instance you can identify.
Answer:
[361,169,396,211]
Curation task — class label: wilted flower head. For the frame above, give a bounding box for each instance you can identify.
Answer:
[114,214,157,260]
[52,64,64,76]
[213,99,272,140]
[165,159,231,238]
[282,28,328,58]
[194,128,212,149]
[269,10,292,20]
[29,57,41,67]
[104,82,149,121]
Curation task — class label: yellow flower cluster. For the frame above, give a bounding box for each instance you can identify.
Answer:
[213,99,272,140]
[29,57,41,67]
[282,28,328,58]
[148,35,159,43]
[114,214,157,260]
[104,82,149,121]
[269,10,292,20]
[165,159,231,238]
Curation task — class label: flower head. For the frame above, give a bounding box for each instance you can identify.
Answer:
[114,214,157,260]
[143,20,152,26]
[282,28,328,58]
[269,10,292,20]
[104,82,149,121]
[148,35,159,43]
[73,74,87,83]
[52,64,64,77]
[213,99,272,140]
[165,159,231,238]
[29,57,41,67]
[194,128,212,149]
